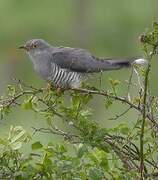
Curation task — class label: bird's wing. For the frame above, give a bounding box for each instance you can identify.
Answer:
[51,47,97,73]
[51,47,135,73]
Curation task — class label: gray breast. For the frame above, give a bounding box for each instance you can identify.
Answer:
[28,50,52,80]
[49,63,85,88]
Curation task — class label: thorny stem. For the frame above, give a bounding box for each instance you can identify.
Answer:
[140,63,150,179]
[139,43,158,179]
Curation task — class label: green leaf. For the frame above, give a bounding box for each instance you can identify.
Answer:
[104,97,113,109]
[82,94,93,105]
[0,138,8,146]
[80,109,92,118]
[7,85,16,96]
[22,99,33,110]
[32,141,43,150]
[10,129,26,143]
[109,78,120,87]
[43,155,52,166]
[89,167,104,180]
[118,124,130,135]
[10,141,22,150]
[8,126,30,143]
[21,96,37,111]
[77,144,88,158]
[72,95,80,109]
[58,144,67,153]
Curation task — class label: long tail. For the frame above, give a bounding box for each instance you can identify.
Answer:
[89,57,147,73]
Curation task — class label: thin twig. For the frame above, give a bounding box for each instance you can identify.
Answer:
[109,107,131,120]
[140,63,150,178]
[71,87,158,128]
[32,126,80,143]
[126,67,134,101]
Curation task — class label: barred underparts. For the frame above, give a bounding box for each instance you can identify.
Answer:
[49,63,84,88]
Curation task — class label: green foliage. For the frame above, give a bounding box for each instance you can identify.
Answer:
[31,141,43,150]
[0,127,117,179]
[1,22,158,179]
[0,126,141,179]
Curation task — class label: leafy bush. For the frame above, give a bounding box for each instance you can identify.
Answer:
[1,22,158,179]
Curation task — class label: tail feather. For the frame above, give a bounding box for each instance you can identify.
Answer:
[90,57,147,72]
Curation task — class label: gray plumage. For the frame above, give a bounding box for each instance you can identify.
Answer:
[19,39,146,88]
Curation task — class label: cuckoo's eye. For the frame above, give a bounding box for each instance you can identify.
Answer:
[32,44,37,48]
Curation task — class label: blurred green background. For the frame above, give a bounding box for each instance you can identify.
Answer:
[0,0,158,144]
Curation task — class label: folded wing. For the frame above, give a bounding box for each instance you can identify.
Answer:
[51,47,133,73]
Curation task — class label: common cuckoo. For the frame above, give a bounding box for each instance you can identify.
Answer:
[19,39,146,88]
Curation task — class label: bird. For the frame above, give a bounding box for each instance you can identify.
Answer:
[19,39,146,89]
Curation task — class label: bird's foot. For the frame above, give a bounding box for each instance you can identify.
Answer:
[43,82,52,99]
[56,87,65,96]
[43,83,65,97]
[46,82,52,91]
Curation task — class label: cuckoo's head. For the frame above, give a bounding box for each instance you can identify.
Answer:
[19,39,50,53]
